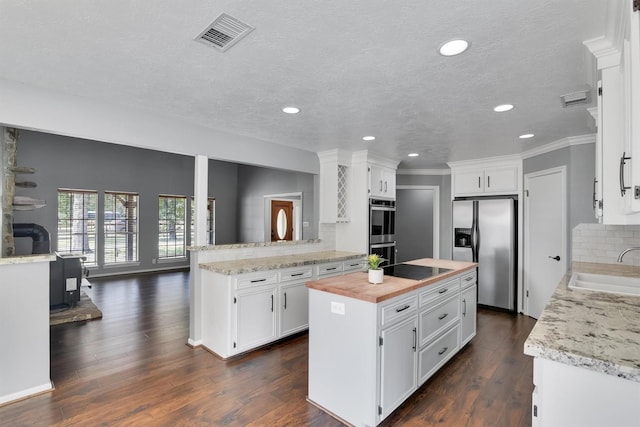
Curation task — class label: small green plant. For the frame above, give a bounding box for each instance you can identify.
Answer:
[368,254,385,270]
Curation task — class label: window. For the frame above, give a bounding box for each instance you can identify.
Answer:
[158,195,186,259]
[104,192,138,264]
[190,197,215,245]
[57,189,97,265]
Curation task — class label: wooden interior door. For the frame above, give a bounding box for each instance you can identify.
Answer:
[271,200,293,241]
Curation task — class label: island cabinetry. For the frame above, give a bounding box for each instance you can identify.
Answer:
[308,263,476,426]
[460,270,477,346]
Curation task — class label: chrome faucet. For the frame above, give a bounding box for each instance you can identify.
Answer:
[617,247,640,263]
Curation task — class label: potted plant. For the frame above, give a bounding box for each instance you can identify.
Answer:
[367,254,385,284]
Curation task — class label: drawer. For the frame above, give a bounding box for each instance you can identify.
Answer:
[317,262,344,277]
[235,272,279,289]
[418,325,460,385]
[419,294,460,346]
[381,295,418,327]
[460,270,477,290]
[279,267,313,282]
[419,278,460,307]
[342,259,365,272]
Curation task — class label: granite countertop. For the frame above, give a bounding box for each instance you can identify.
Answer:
[306,258,477,304]
[188,239,321,252]
[0,254,56,265]
[524,261,640,382]
[199,250,365,275]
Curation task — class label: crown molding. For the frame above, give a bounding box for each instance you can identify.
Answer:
[396,168,451,176]
[520,134,596,160]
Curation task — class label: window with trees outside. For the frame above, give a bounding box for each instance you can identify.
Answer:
[158,195,186,259]
[57,189,98,266]
[104,192,138,264]
[190,197,215,245]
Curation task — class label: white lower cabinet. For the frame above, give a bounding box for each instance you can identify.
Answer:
[380,316,418,419]
[308,268,477,426]
[201,258,364,359]
[235,286,277,352]
[460,284,477,346]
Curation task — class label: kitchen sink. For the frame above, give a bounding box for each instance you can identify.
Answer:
[568,272,640,296]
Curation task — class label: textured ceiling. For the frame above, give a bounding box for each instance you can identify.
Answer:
[0,0,607,169]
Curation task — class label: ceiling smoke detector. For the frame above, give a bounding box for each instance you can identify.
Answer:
[196,13,254,52]
[560,90,591,108]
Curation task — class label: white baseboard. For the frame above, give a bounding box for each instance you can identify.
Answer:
[0,381,53,406]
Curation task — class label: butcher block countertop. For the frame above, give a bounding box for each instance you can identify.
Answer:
[306,258,477,303]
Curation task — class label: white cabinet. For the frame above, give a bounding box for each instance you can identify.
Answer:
[450,163,520,197]
[235,285,277,352]
[460,284,477,347]
[200,257,365,359]
[279,281,308,337]
[308,269,476,426]
[380,316,418,419]
[369,164,396,199]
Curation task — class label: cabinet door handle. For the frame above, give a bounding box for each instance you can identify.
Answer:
[271,294,274,312]
[593,177,598,210]
[463,299,467,316]
[412,327,417,351]
[487,175,491,188]
[438,347,448,356]
[395,304,411,313]
[384,181,388,192]
[438,313,448,321]
[620,152,631,196]
[251,278,267,283]
[284,292,287,309]
[438,288,448,294]
[379,180,383,191]
[478,176,481,188]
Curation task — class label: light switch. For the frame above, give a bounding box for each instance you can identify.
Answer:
[66,278,77,291]
[331,301,345,315]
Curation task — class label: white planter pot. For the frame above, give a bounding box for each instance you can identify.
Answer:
[368,269,384,284]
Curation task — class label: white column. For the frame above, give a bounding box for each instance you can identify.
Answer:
[189,155,208,346]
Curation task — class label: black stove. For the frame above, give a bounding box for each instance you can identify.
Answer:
[383,263,452,281]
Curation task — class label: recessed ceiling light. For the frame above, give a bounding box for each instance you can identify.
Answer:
[494,104,514,112]
[519,133,535,139]
[438,39,470,56]
[282,106,300,114]
[363,136,376,141]
[408,153,419,157]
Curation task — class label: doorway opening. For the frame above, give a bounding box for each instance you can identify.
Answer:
[395,186,440,262]
[263,192,302,242]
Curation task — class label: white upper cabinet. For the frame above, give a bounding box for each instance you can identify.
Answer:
[586,1,640,223]
[369,164,396,199]
[449,159,521,197]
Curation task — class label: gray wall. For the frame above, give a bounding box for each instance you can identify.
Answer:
[523,143,597,261]
[236,164,316,243]
[12,130,317,275]
[396,173,452,259]
[396,188,434,262]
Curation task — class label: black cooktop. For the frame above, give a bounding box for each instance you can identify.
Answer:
[383,263,452,280]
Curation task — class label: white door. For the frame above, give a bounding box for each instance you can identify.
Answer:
[525,167,566,319]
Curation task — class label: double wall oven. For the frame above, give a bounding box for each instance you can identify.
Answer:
[369,198,396,266]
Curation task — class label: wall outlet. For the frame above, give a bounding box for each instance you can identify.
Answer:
[66,278,77,291]
[331,301,345,315]
[303,221,309,227]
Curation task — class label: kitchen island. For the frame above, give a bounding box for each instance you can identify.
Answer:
[524,262,640,427]
[306,258,477,427]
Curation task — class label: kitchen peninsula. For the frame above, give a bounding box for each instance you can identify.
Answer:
[306,258,477,426]
[524,262,640,427]
[193,245,365,359]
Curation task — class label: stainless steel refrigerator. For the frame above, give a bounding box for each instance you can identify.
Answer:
[452,197,516,311]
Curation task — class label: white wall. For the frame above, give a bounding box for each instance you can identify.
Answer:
[0,256,53,405]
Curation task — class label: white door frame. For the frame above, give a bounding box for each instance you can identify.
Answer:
[396,185,440,259]
[523,166,567,317]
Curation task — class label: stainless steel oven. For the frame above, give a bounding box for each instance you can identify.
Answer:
[369,198,395,244]
[370,241,396,266]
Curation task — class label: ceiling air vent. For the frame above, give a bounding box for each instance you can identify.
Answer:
[560,90,591,108]
[196,13,254,52]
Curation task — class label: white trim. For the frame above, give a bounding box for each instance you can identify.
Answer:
[523,165,567,317]
[396,169,451,176]
[0,381,53,406]
[396,185,440,259]
[520,134,596,160]
[448,153,522,169]
[88,264,188,278]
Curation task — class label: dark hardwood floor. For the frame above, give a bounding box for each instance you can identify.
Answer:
[0,271,536,426]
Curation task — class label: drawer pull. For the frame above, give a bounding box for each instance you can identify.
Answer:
[326,267,337,271]
[438,347,448,356]
[438,288,448,294]
[438,313,448,321]
[395,305,411,313]
[251,278,267,283]
[349,263,360,267]
[291,272,304,277]
[465,276,474,282]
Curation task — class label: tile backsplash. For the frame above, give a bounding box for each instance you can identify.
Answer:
[572,223,640,265]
